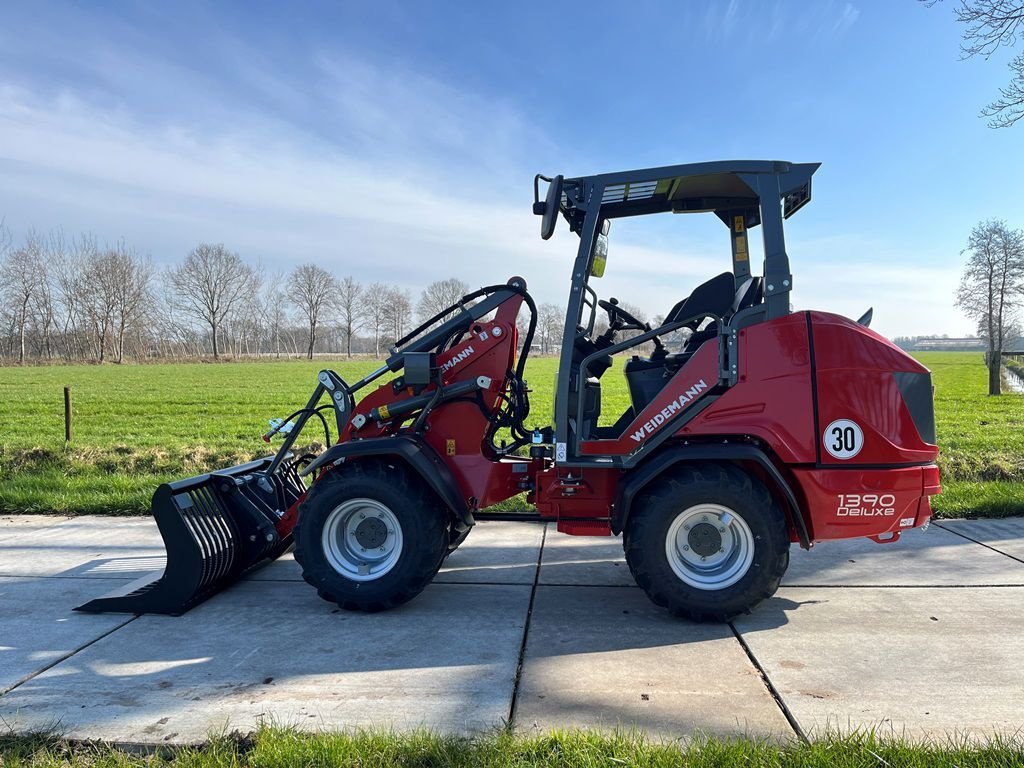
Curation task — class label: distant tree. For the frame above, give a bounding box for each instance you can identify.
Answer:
[383,287,413,349]
[925,0,1024,127]
[417,277,469,322]
[262,270,291,358]
[537,302,564,355]
[0,219,10,256]
[289,264,338,360]
[166,243,256,359]
[362,281,390,357]
[0,231,47,364]
[956,219,1024,394]
[337,276,362,358]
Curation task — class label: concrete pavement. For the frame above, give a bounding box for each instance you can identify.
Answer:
[0,515,1022,744]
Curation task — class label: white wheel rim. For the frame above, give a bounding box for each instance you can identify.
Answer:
[321,498,403,582]
[665,503,755,590]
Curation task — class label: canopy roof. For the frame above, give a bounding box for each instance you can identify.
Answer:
[564,160,820,220]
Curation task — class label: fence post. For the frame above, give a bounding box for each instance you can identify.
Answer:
[64,386,73,443]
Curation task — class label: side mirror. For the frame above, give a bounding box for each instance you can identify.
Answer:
[534,174,564,240]
[591,219,610,278]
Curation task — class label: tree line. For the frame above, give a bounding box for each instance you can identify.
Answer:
[0,225,567,365]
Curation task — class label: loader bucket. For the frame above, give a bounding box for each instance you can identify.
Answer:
[75,456,306,616]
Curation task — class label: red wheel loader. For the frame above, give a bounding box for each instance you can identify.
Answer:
[77,160,941,621]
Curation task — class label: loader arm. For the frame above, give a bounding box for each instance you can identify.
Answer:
[77,278,538,616]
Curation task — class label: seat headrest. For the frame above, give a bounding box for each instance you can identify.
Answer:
[666,272,736,325]
[732,276,763,313]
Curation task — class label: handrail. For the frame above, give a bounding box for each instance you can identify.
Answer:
[572,314,724,456]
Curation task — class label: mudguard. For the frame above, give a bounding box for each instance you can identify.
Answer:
[612,443,810,548]
[302,434,473,527]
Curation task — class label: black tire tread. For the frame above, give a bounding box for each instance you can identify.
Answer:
[623,462,789,622]
[294,460,448,612]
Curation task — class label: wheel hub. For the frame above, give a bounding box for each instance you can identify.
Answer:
[665,503,755,590]
[687,522,722,557]
[321,499,404,582]
[354,517,387,549]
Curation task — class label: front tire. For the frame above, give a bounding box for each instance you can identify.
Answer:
[623,462,789,622]
[294,461,449,612]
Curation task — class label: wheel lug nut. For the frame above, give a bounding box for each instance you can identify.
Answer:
[684,525,690,531]
[719,548,725,553]
[683,545,689,551]
[701,556,707,561]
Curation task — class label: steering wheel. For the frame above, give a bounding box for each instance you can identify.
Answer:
[598,298,667,356]
[599,298,647,333]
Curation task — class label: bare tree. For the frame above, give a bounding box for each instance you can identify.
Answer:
[0,231,47,364]
[926,0,1024,127]
[362,281,390,357]
[956,219,1024,394]
[109,244,153,364]
[537,302,564,355]
[383,287,412,350]
[337,276,362,358]
[166,243,256,359]
[0,219,10,257]
[289,263,338,359]
[416,277,469,322]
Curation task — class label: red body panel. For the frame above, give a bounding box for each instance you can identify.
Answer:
[809,312,936,466]
[794,465,934,540]
[684,313,816,464]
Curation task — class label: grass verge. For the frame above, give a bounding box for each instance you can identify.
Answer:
[2,727,1024,768]
[0,352,1022,517]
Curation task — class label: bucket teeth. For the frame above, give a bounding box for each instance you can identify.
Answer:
[75,456,305,616]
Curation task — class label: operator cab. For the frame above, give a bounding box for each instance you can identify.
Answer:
[534,160,818,463]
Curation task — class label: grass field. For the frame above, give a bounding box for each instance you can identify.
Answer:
[0,351,1020,517]
[3,727,1024,768]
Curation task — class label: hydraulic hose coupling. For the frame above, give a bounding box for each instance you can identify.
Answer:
[262,418,295,442]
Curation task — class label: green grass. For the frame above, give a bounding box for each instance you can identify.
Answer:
[918,352,1024,516]
[2,727,1024,768]
[0,352,1021,517]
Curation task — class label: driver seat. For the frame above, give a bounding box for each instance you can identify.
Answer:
[669,274,763,362]
[623,274,763,414]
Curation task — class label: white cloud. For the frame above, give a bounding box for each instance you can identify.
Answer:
[0,42,965,340]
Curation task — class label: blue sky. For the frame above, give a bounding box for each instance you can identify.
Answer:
[1,0,1021,338]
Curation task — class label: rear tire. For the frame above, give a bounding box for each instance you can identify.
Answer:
[623,462,789,622]
[294,461,448,612]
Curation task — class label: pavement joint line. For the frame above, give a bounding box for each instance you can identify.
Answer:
[0,574,143,581]
[244,577,535,588]
[934,522,1024,566]
[0,615,138,699]
[432,580,546,588]
[507,524,547,729]
[728,622,806,743]
[535,581,639,588]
